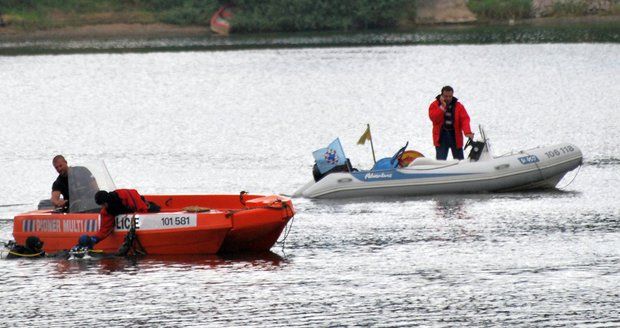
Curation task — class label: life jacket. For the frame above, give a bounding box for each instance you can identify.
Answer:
[442,97,457,131]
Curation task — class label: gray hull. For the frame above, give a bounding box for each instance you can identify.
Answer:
[295,143,582,199]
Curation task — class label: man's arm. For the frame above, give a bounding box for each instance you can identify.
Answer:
[459,103,474,138]
[51,190,67,207]
[93,209,114,242]
[429,102,445,124]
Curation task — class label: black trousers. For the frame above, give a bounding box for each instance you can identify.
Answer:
[435,129,464,160]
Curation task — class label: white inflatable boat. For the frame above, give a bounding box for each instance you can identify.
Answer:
[294,127,583,199]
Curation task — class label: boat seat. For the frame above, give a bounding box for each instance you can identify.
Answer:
[408,157,459,167]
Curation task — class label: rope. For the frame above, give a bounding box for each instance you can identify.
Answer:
[276,216,295,251]
[275,202,295,252]
[133,231,146,256]
[117,215,146,257]
[183,206,211,213]
[2,240,45,258]
[556,163,582,189]
[128,214,146,256]
[521,151,583,190]
[225,199,295,252]
[7,250,44,257]
[522,150,546,182]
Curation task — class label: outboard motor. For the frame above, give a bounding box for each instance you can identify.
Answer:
[37,199,54,210]
[465,139,486,161]
[313,158,355,182]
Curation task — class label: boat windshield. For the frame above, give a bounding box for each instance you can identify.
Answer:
[68,161,116,213]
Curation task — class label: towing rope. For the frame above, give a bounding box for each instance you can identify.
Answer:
[117,214,147,257]
[129,214,146,256]
[523,150,546,183]
[556,162,582,189]
[224,196,296,252]
[276,216,295,251]
[523,150,582,190]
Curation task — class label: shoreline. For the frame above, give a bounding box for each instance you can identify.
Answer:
[1,15,619,43]
[488,14,620,27]
[0,23,210,42]
[0,15,618,55]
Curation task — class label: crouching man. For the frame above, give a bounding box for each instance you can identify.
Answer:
[76,189,160,248]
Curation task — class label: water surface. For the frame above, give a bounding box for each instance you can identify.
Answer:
[0,43,619,326]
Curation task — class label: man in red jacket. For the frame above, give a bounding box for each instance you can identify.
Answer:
[428,86,474,160]
[76,189,154,248]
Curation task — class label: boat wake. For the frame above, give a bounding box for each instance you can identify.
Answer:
[584,157,620,167]
[0,203,29,208]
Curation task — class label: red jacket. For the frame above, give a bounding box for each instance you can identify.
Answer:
[428,97,472,148]
[94,189,149,241]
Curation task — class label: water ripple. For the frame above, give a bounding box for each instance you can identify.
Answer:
[1,44,619,326]
[585,157,620,167]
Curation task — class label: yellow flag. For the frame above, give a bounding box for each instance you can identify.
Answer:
[357,125,372,145]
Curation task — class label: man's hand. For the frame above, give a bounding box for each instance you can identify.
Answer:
[465,133,474,139]
[51,190,67,207]
[52,199,67,207]
[439,96,447,111]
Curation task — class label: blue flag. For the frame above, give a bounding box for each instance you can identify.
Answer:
[313,138,347,174]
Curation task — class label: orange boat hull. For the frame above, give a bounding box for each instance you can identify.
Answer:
[13,194,294,255]
[220,201,292,252]
[144,194,295,253]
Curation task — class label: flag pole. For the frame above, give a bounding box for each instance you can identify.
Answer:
[368,124,376,164]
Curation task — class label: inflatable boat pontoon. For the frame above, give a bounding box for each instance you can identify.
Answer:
[294,127,582,199]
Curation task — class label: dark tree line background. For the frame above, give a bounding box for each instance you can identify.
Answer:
[0,0,615,32]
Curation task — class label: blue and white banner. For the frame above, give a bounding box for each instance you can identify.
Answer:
[313,138,347,174]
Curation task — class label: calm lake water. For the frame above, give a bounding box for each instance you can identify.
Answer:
[0,40,619,326]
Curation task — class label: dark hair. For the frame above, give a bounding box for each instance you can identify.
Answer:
[95,190,110,205]
[52,155,66,164]
[441,86,454,93]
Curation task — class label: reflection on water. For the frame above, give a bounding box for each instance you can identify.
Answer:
[49,252,286,276]
[434,196,471,221]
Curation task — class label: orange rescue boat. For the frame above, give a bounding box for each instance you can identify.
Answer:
[13,162,294,255]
